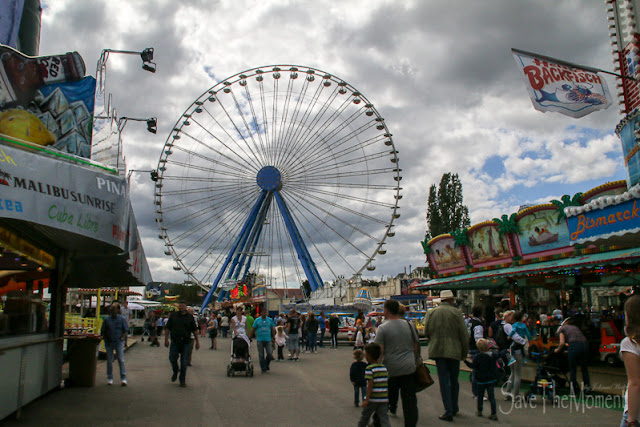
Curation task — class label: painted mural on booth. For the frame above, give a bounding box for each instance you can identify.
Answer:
[468,225,510,264]
[430,236,465,271]
[517,209,571,255]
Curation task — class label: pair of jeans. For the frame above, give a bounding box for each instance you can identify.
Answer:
[358,401,390,427]
[331,331,339,347]
[388,373,418,427]
[257,340,272,372]
[169,341,191,384]
[468,350,479,397]
[221,326,228,338]
[307,331,318,351]
[319,328,326,346]
[104,340,126,380]
[568,341,591,393]
[434,358,460,418]
[353,384,366,405]
[476,382,497,415]
[506,352,524,396]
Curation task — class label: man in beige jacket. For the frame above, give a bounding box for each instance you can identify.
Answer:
[425,290,469,422]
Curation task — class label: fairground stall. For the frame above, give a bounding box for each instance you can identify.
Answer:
[0,4,152,418]
[416,180,640,315]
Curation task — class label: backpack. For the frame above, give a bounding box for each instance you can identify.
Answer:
[495,323,510,351]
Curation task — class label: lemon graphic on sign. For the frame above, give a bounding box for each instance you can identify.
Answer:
[0,109,55,146]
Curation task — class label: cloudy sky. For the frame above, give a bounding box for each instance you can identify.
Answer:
[39,0,626,286]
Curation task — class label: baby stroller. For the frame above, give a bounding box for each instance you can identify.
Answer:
[488,338,510,386]
[524,351,565,403]
[227,336,254,377]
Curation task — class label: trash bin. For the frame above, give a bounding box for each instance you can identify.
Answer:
[67,334,101,387]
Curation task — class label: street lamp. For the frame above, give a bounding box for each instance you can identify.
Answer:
[117,116,158,175]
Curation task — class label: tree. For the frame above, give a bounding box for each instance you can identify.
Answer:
[425,172,470,241]
[301,280,312,299]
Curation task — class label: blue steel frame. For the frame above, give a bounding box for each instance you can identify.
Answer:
[201,188,323,310]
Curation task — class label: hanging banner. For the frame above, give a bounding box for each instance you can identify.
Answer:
[512,49,612,118]
[0,141,133,251]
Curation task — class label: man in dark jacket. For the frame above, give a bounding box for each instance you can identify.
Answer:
[165,302,199,387]
[329,313,340,348]
[100,302,128,386]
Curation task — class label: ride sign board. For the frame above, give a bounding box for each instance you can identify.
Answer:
[512,49,613,118]
[616,113,640,188]
[567,198,640,244]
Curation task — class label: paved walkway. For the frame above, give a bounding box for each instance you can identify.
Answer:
[5,336,625,426]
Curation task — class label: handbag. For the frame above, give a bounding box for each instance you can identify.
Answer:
[406,320,434,392]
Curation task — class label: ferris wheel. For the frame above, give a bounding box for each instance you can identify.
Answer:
[154,65,402,306]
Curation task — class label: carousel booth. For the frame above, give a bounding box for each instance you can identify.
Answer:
[415,180,640,314]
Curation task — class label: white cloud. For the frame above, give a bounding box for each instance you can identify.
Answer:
[38,0,627,285]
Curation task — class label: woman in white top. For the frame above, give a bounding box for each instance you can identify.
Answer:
[621,295,640,427]
[231,306,250,345]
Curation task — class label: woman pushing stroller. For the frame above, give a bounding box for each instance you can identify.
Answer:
[231,305,251,359]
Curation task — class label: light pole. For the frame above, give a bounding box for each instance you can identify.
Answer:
[92,47,156,170]
[117,116,157,175]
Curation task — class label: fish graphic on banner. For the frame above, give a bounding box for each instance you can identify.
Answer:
[512,48,613,118]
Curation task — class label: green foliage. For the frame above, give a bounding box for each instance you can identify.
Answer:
[168,283,204,306]
[550,192,583,224]
[420,238,432,254]
[425,173,470,240]
[452,228,470,248]
[301,280,312,298]
[493,213,520,236]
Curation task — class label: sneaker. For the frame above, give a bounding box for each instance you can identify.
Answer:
[488,414,498,421]
[507,356,517,366]
[179,383,186,387]
[121,379,127,386]
[354,402,359,407]
[295,357,299,361]
[107,379,113,385]
[476,411,483,417]
[171,372,178,382]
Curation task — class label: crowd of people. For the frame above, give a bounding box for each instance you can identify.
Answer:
[97,293,640,427]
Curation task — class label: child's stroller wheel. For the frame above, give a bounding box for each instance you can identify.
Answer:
[227,366,232,377]
[248,365,254,377]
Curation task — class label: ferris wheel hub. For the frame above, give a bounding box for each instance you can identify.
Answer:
[256,166,282,191]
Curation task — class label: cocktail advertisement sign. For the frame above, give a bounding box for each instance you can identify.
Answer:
[0,44,95,158]
[512,49,612,118]
[616,114,640,188]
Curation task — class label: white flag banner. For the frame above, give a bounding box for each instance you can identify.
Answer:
[512,49,613,118]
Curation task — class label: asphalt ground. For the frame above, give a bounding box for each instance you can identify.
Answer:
[4,336,625,426]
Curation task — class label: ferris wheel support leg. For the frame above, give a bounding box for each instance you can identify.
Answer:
[229,192,273,281]
[200,190,268,310]
[273,190,324,292]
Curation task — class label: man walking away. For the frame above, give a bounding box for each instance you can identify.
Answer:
[329,313,340,348]
[374,299,419,427]
[286,309,301,361]
[165,302,199,387]
[424,290,469,422]
[252,305,276,373]
[100,302,128,386]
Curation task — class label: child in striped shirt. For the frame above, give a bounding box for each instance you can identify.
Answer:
[358,343,391,427]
